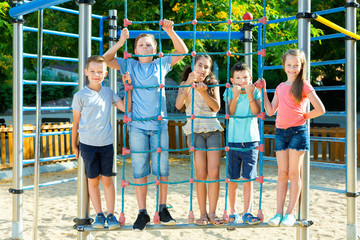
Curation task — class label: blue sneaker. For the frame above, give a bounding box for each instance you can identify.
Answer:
[93,213,106,229]
[107,213,120,230]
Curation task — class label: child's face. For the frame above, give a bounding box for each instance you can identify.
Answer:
[230,70,252,88]
[193,57,211,82]
[283,55,302,81]
[84,62,108,86]
[135,36,157,56]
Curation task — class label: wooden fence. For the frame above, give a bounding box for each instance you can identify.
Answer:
[0,121,359,170]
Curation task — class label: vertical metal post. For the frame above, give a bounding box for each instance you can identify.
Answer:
[32,8,43,240]
[77,1,93,239]
[243,23,253,73]
[11,1,24,239]
[345,1,358,239]
[108,9,118,212]
[297,0,311,239]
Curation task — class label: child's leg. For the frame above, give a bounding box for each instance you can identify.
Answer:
[286,149,305,214]
[207,150,221,215]
[134,177,148,210]
[159,176,168,205]
[228,181,238,215]
[275,149,290,214]
[88,177,102,213]
[194,150,208,216]
[242,180,253,214]
[101,176,115,214]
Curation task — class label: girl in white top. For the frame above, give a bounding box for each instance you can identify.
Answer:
[175,55,224,226]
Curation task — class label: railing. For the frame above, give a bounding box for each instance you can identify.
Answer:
[0,121,358,170]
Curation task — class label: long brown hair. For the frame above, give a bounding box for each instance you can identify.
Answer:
[180,55,219,98]
[282,49,307,104]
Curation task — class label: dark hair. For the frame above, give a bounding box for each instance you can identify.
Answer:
[282,49,306,104]
[231,62,251,78]
[86,55,106,69]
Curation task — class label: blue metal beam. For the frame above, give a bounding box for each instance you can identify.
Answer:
[9,0,72,18]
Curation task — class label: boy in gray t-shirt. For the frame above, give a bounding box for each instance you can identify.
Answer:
[72,55,131,230]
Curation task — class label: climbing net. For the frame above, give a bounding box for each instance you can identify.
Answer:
[118,0,267,226]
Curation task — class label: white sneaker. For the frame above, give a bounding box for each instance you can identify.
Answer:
[280,214,296,227]
[268,213,283,227]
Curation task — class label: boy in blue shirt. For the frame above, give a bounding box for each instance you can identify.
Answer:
[72,55,131,230]
[103,19,188,231]
[223,62,262,227]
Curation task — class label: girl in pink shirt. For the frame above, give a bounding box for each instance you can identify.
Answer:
[255,49,325,227]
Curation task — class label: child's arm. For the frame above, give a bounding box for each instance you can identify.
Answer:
[195,83,221,112]
[304,91,325,120]
[115,72,132,112]
[175,72,197,110]
[255,78,278,116]
[103,28,129,70]
[245,84,261,115]
[72,110,81,159]
[162,19,188,66]
[228,85,240,115]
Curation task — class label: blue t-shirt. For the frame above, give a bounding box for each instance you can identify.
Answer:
[117,56,172,130]
[223,88,261,143]
[72,86,121,146]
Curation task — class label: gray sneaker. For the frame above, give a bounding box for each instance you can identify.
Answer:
[107,214,120,230]
[93,213,105,229]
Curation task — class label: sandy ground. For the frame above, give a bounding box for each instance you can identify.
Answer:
[0,159,359,240]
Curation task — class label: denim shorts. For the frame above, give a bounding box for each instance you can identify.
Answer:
[79,142,114,179]
[129,126,169,179]
[274,124,310,152]
[186,130,222,149]
[227,142,259,179]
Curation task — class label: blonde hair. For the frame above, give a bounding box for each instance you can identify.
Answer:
[282,49,307,103]
[134,33,157,50]
[86,55,106,69]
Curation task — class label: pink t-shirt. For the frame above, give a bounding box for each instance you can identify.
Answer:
[275,81,314,129]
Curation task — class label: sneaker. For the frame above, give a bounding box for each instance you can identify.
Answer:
[93,213,106,229]
[268,213,283,227]
[280,214,296,227]
[107,213,120,230]
[133,212,150,231]
[159,207,176,225]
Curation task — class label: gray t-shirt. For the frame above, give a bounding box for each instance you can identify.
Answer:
[72,86,121,146]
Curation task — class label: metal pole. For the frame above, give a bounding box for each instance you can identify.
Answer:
[345,1,358,239]
[108,9,118,213]
[244,23,253,73]
[297,0,311,239]
[32,8,43,240]
[77,1,93,239]
[11,1,24,239]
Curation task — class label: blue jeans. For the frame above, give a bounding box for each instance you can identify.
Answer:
[129,126,169,179]
[227,142,259,179]
[274,124,309,152]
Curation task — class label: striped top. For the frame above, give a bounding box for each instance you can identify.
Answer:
[183,90,224,135]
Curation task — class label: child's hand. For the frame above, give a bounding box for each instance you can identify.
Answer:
[122,72,131,84]
[186,71,198,84]
[194,82,208,93]
[162,19,174,33]
[255,78,266,90]
[72,145,79,159]
[232,85,242,94]
[119,28,129,44]
[245,84,255,94]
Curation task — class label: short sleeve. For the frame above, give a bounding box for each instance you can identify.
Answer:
[223,88,233,102]
[157,56,172,74]
[253,88,261,100]
[303,80,315,97]
[116,58,136,75]
[111,89,121,105]
[71,93,82,112]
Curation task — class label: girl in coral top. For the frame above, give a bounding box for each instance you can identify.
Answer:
[255,49,325,227]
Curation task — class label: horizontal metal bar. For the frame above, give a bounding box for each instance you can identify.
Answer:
[23,53,78,62]
[23,154,76,165]
[313,85,345,91]
[128,30,243,40]
[23,177,77,190]
[310,136,345,142]
[23,106,72,112]
[23,80,78,86]
[23,26,102,41]
[10,0,72,18]
[48,5,105,19]
[23,130,72,138]
[315,7,346,16]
